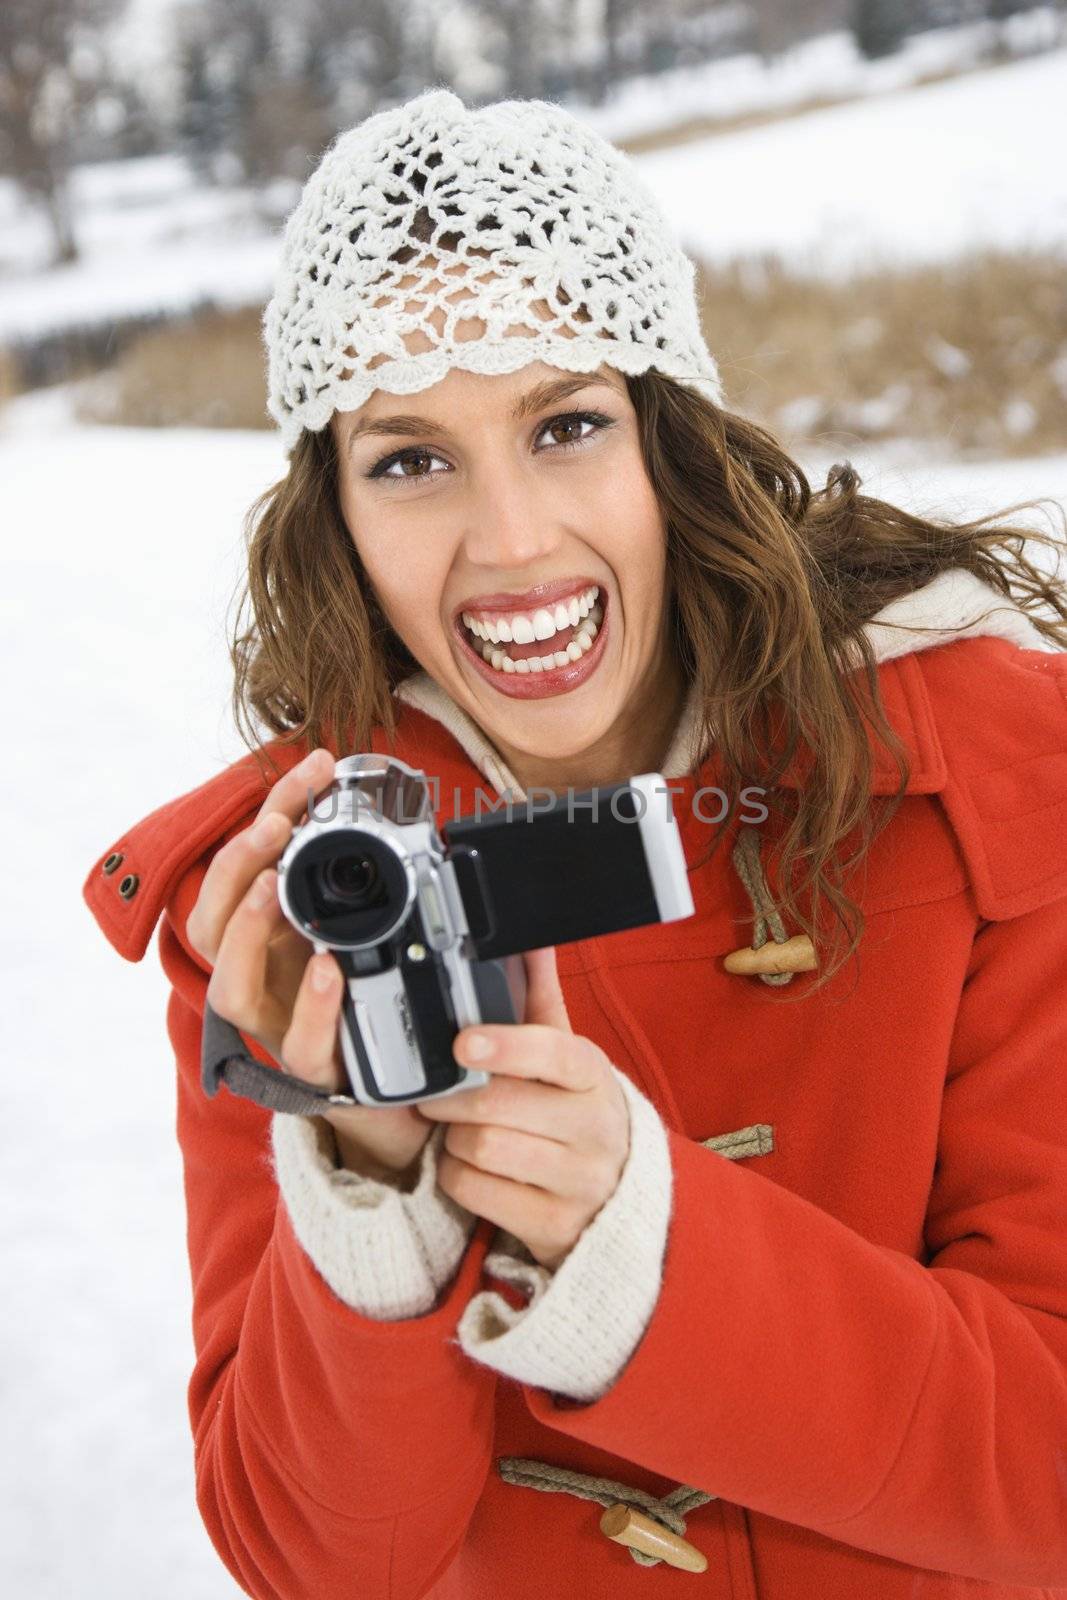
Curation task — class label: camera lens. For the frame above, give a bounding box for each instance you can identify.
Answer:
[284,827,412,947]
[321,853,382,905]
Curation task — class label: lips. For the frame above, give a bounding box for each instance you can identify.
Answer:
[453,587,610,701]
[453,576,602,625]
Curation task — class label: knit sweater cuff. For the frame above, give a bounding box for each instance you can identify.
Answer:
[269,1113,478,1321]
[453,1067,673,1402]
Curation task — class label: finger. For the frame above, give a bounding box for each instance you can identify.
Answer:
[419,1076,588,1145]
[187,747,334,960]
[451,1021,601,1091]
[442,1121,609,1204]
[206,870,289,1030]
[278,951,347,1093]
[206,868,291,1049]
[251,745,336,829]
[520,946,572,1033]
[436,1151,577,1252]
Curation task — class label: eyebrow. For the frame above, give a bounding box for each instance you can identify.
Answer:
[346,374,623,452]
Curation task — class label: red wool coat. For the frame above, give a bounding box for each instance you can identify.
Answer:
[83,635,1067,1600]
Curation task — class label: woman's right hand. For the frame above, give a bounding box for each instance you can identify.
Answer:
[185,747,434,1186]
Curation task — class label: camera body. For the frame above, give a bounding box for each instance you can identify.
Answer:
[276,754,694,1107]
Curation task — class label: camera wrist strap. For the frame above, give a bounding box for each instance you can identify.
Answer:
[201,998,359,1117]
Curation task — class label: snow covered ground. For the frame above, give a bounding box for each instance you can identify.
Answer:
[2,385,1065,1597]
[639,44,1067,276]
[3,27,1067,340]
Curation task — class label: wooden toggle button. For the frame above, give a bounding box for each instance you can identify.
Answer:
[599,1503,708,1572]
[723,933,816,975]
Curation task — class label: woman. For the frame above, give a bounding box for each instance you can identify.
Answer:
[83,88,1067,1599]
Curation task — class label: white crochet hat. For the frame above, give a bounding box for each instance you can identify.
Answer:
[262,87,725,457]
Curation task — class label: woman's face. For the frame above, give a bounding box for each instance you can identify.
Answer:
[330,358,683,791]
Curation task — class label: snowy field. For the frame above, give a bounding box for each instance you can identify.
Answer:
[2,384,1065,1599]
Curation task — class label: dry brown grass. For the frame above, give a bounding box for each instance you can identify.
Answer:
[72,305,269,431]
[67,248,1067,459]
[0,346,19,412]
[696,247,1067,458]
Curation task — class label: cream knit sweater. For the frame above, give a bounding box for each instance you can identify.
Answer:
[269,569,1052,1402]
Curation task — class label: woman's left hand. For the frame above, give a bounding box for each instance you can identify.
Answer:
[416,946,631,1271]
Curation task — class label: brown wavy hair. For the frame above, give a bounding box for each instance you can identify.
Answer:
[228,369,1067,997]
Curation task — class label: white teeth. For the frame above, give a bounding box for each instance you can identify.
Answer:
[467,588,604,674]
[579,602,602,644]
[463,586,601,646]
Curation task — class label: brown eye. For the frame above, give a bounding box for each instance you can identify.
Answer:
[395,450,434,479]
[536,410,614,454]
[368,446,448,484]
[545,416,585,446]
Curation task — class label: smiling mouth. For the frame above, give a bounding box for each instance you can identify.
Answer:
[456,585,606,675]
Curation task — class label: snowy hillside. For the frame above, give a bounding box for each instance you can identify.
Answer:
[2,31,1066,343]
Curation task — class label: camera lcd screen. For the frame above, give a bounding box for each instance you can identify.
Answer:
[443,783,666,959]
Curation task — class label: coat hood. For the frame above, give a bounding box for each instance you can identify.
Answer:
[83,567,1067,966]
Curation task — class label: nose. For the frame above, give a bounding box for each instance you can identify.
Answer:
[458,460,565,571]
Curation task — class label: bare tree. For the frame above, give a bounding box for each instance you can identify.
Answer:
[467,0,559,99]
[0,0,126,265]
[596,0,642,99]
[745,0,853,57]
[173,0,436,186]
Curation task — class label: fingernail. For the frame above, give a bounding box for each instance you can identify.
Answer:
[462,1031,493,1061]
[250,813,286,847]
[311,956,336,993]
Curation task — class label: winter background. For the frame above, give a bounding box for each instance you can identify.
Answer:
[3,0,1067,1595]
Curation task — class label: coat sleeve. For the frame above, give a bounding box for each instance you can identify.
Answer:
[517,893,1067,1591]
[268,1109,479,1321]
[453,1065,673,1400]
[270,1057,673,1401]
[160,890,499,1600]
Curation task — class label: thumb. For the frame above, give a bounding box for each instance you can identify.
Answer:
[521,945,572,1033]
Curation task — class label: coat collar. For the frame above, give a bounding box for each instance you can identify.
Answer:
[395,567,1051,799]
[83,568,1053,960]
